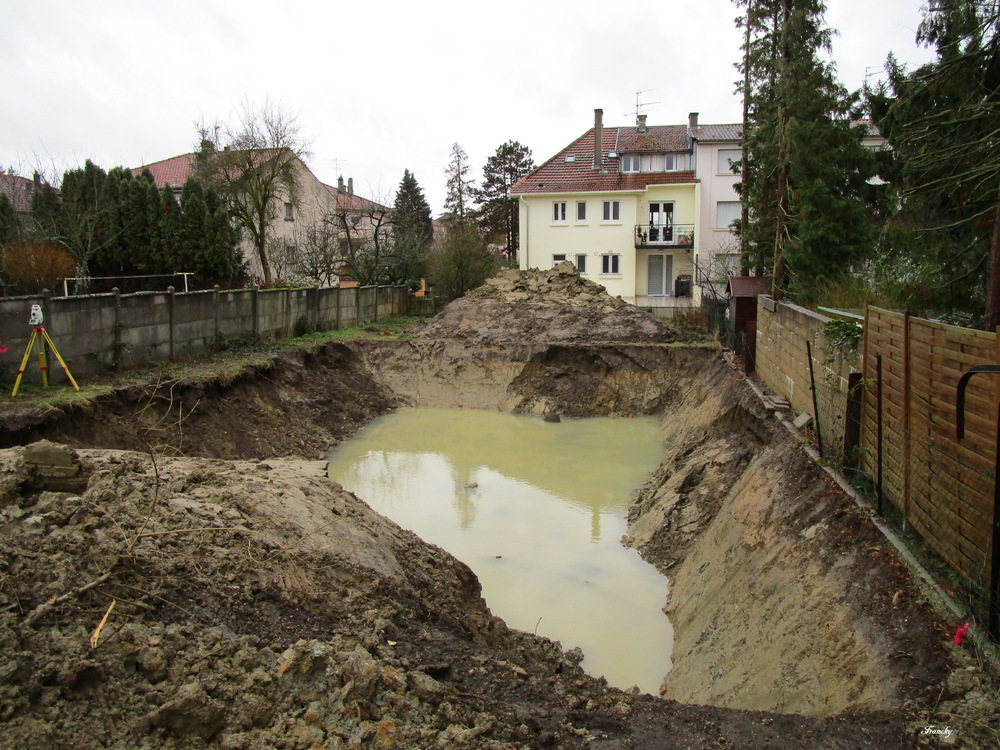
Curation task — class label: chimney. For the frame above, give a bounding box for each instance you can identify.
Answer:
[33,171,41,188]
[594,108,604,170]
[689,112,699,129]
[347,177,353,197]
[637,114,648,133]
[337,176,345,193]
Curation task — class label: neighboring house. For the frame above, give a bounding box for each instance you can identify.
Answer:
[135,152,383,285]
[328,176,388,252]
[0,171,46,216]
[511,109,742,312]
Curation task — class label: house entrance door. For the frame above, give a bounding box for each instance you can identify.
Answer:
[646,253,673,296]
[648,203,674,243]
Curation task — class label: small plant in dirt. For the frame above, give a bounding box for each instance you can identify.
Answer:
[222,331,269,353]
[293,315,316,337]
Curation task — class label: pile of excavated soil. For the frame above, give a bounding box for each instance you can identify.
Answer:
[414,263,701,346]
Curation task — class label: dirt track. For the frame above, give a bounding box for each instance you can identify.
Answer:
[1,265,997,748]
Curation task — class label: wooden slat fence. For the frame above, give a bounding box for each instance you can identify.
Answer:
[861,308,997,592]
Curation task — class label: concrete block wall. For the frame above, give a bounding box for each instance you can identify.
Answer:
[0,285,407,384]
[755,296,861,462]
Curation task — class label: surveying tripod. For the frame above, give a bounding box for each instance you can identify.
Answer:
[10,305,79,398]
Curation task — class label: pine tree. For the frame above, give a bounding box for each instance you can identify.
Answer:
[443,143,475,222]
[29,181,61,242]
[736,0,876,303]
[58,160,112,278]
[0,192,19,247]
[391,169,433,289]
[158,186,182,272]
[476,141,534,262]
[868,0,1000,325]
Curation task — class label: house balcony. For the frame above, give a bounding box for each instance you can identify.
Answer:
[634,224,694,249]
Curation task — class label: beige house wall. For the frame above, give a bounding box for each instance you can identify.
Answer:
[694,142,741,291]
[243,158,340,284]
[518,182,698,301]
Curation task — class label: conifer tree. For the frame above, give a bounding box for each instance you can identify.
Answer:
[158,186,182,272]
[443,143,475,222]
[868,0,1000,326]
[476,141,534,262]
[29,181,61,242]
[393,170,433,253]
[0,192,19,247]
[736,0,876,303]
[58,160,113,277]
[392,169,433,289]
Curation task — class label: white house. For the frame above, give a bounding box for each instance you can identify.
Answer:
[512,109,741,313]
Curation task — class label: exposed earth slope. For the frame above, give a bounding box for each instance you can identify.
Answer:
[1,266,996,749]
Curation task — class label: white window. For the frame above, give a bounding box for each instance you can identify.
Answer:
[552,253,567,266]
[576,201,587,221]
[601,254,620,275]
[717,149,741,174]
[716,200,741,229]
[553,201,567,222]
[602,200,621,222]
[575,254,587,273]
[621,154,640,173]
[284,202,294,221]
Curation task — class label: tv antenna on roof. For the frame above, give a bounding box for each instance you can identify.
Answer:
[628,89,660,119]
[330,156,349,178]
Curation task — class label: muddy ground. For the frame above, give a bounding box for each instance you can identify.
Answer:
[1,264,998,749]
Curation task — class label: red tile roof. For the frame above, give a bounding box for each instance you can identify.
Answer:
[617,124,691,152]
[726,276,772,298]
[133,153,197,188]
[511,127,696,196]
[692,124,742,142]
[512,118,740,196]
[0,172,44,212]
[325,183,385,212]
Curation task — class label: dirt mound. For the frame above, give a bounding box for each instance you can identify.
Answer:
[0,440,915,749]
[414,263,698,346]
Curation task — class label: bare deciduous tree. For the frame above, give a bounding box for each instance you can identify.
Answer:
[195,98,312,286]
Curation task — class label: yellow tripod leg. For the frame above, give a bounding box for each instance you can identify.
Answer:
[37,333,49,388]
[11,331,37,398]
[42,330,79,391]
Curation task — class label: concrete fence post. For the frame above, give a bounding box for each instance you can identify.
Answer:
[112,287,121,369]
[252,286,259,339]
[167,286,176,360]
[41,289,52,334]
[213,285,221,351]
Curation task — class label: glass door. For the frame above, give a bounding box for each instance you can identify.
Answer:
[647,253,673,296]
[648,203,674,243]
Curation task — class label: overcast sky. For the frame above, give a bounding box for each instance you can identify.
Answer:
[2,0,936,215]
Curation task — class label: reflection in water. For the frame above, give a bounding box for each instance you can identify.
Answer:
[327,407,672,693]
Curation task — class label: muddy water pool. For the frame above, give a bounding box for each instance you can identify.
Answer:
[326,407,672,693]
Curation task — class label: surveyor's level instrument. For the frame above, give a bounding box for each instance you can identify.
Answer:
[10,305,79,398]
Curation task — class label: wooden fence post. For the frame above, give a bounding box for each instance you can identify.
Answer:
[903,311,911,528]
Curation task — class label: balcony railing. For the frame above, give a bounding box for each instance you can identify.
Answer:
[635,224,694,249]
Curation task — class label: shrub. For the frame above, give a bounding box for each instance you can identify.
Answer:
[2,240,75,294]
